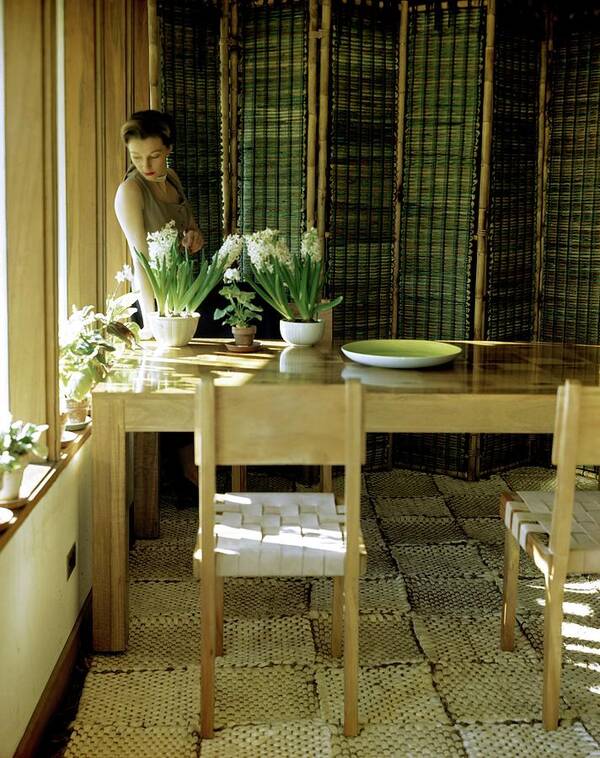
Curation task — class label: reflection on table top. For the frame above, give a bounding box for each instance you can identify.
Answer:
[94,339,600,396]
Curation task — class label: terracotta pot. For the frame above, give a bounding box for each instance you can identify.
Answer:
[148,312,200,347]
[65,396,89,425]
[279,319,325,347]
[232,325,256,347]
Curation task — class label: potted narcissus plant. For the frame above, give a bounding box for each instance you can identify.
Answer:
[0,415,48,502]
[213,267,262,352]
[244,227,341,347]
[133,221,243,347]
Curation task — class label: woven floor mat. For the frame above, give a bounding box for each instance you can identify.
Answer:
[316,663,449,726]
[220,617,315,666]
[90,615,200,672]
[517,614,600,671]
[64,725,198,758]
[214,666,318,727]
[130,580,198,619]
[479,543,540,578]
[459,722,600,758]
[223,577,310,618]
[199,723,334,757]
[391,544,487,578]
[361,519,387,549]
[363,545,397,576]
[434,473,509,498]
[413,614,537,664]
[331,724,465,758]
[503,466,599,493]
[434,659,555,723]
[579,715,600,747]
[309,577,410,615]
[312,613,423,666]
[458,517,504,545]
[130,543,195,580]
[75,668,199,727]
[374,496,452,519]
[405,577,502,615]
[562,661,600,716]
[379,517,466,545]
[366,469,439,498]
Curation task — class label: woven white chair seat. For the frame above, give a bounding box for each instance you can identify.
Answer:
[505,490,600,572]
[195,492,365,577]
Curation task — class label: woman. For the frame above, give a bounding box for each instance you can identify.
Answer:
[114,109,204,336]
[115,110,203,492]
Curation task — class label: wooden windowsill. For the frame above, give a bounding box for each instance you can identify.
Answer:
[0,426,92,552]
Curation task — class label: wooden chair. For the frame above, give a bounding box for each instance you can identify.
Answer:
[500,379,600,730]
[194,377,366,738]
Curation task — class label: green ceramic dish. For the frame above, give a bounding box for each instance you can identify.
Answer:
[341,339,462,369]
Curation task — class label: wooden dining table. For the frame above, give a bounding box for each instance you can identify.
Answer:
[91,338,600,651]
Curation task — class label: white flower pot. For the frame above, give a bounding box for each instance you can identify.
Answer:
[0,466,25,502]
[279,319,325,347]
[148,312,200,347]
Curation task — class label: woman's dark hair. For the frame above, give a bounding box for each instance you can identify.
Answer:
[120,110,175,147]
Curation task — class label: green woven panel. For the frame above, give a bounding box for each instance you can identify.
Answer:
[328,0,398,341]
[398,5,483,340]
[238,0,307,252]
[158,0,223,254]
[541,13,600,343]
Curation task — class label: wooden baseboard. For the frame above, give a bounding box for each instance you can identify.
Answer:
[14,592,92,758]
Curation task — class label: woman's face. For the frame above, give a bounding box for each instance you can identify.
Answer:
[127,136,171,181]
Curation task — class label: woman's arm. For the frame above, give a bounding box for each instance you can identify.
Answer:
[114,180,156,332]
[169,169,205,253]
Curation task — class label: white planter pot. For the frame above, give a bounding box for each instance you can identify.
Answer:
[0,466,25,502]
[279,319,325,347]
[149,312,200,347]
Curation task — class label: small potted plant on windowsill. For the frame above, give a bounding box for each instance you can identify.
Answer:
[0,415,48,503]
[244,227,342,347]
[133,221,243,347]
[213,267,263,353]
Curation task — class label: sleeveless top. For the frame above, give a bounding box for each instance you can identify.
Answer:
[123,165,196,236]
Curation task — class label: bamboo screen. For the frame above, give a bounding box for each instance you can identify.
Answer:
[540,14,600,344]
[327,0,397,341]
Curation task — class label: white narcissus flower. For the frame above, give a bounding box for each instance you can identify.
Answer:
[300,227,321,262]
[115,264,134,284]
[217,235,243,268]
[223,267,241,284]
[245,229,292,273]
[146,220,178,266]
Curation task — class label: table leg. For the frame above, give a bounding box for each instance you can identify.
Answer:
[133,432,160,538]
[92,396,128,651]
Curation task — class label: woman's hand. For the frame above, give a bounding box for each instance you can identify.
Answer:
[182,228,204,254]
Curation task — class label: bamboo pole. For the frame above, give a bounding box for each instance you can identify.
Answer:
[220,0,232,235]
[148,0,160,110]
[473,0,496,341]
[414,0,482,9]
[306,0,319,229]
[391,0,409,341]
[230,0,239,231]
[533,8,553,340]
[317,0,332,243]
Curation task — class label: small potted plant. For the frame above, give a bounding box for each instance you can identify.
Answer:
[213,267,263,352]
[0,415,48,502]
[134,221,243,347]
[244,227,342,346]
[59,265,140,425]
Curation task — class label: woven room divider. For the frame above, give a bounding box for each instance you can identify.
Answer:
[157,0,600,478]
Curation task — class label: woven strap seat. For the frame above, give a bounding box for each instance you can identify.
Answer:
[505,490,600,573]
[194,492,366,577]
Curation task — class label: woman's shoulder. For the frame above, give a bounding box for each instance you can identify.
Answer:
[115,174,143,207]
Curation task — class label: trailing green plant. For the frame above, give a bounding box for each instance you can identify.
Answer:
[213,268,263,328]
[0,415,48,472]
[133,221,243,317]
[244,227,342,323]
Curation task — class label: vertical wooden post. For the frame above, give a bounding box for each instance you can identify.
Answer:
[317,0,331,243]
[391,0,409,341]
[307,0,319,229]
[220,0,232,235]
[533,7,552,341]
[473,0,495,341]
[148,0,160,110]
[230,0,239,231]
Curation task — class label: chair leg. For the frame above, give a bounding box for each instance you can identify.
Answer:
[200,571,216,738]
[501,528,520,651]
[216,576,224,656]
[343,573,359,737]
[331,576,344,658]
[543,566,566,730]
[232,465,247,492]
[320,465,333,493]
